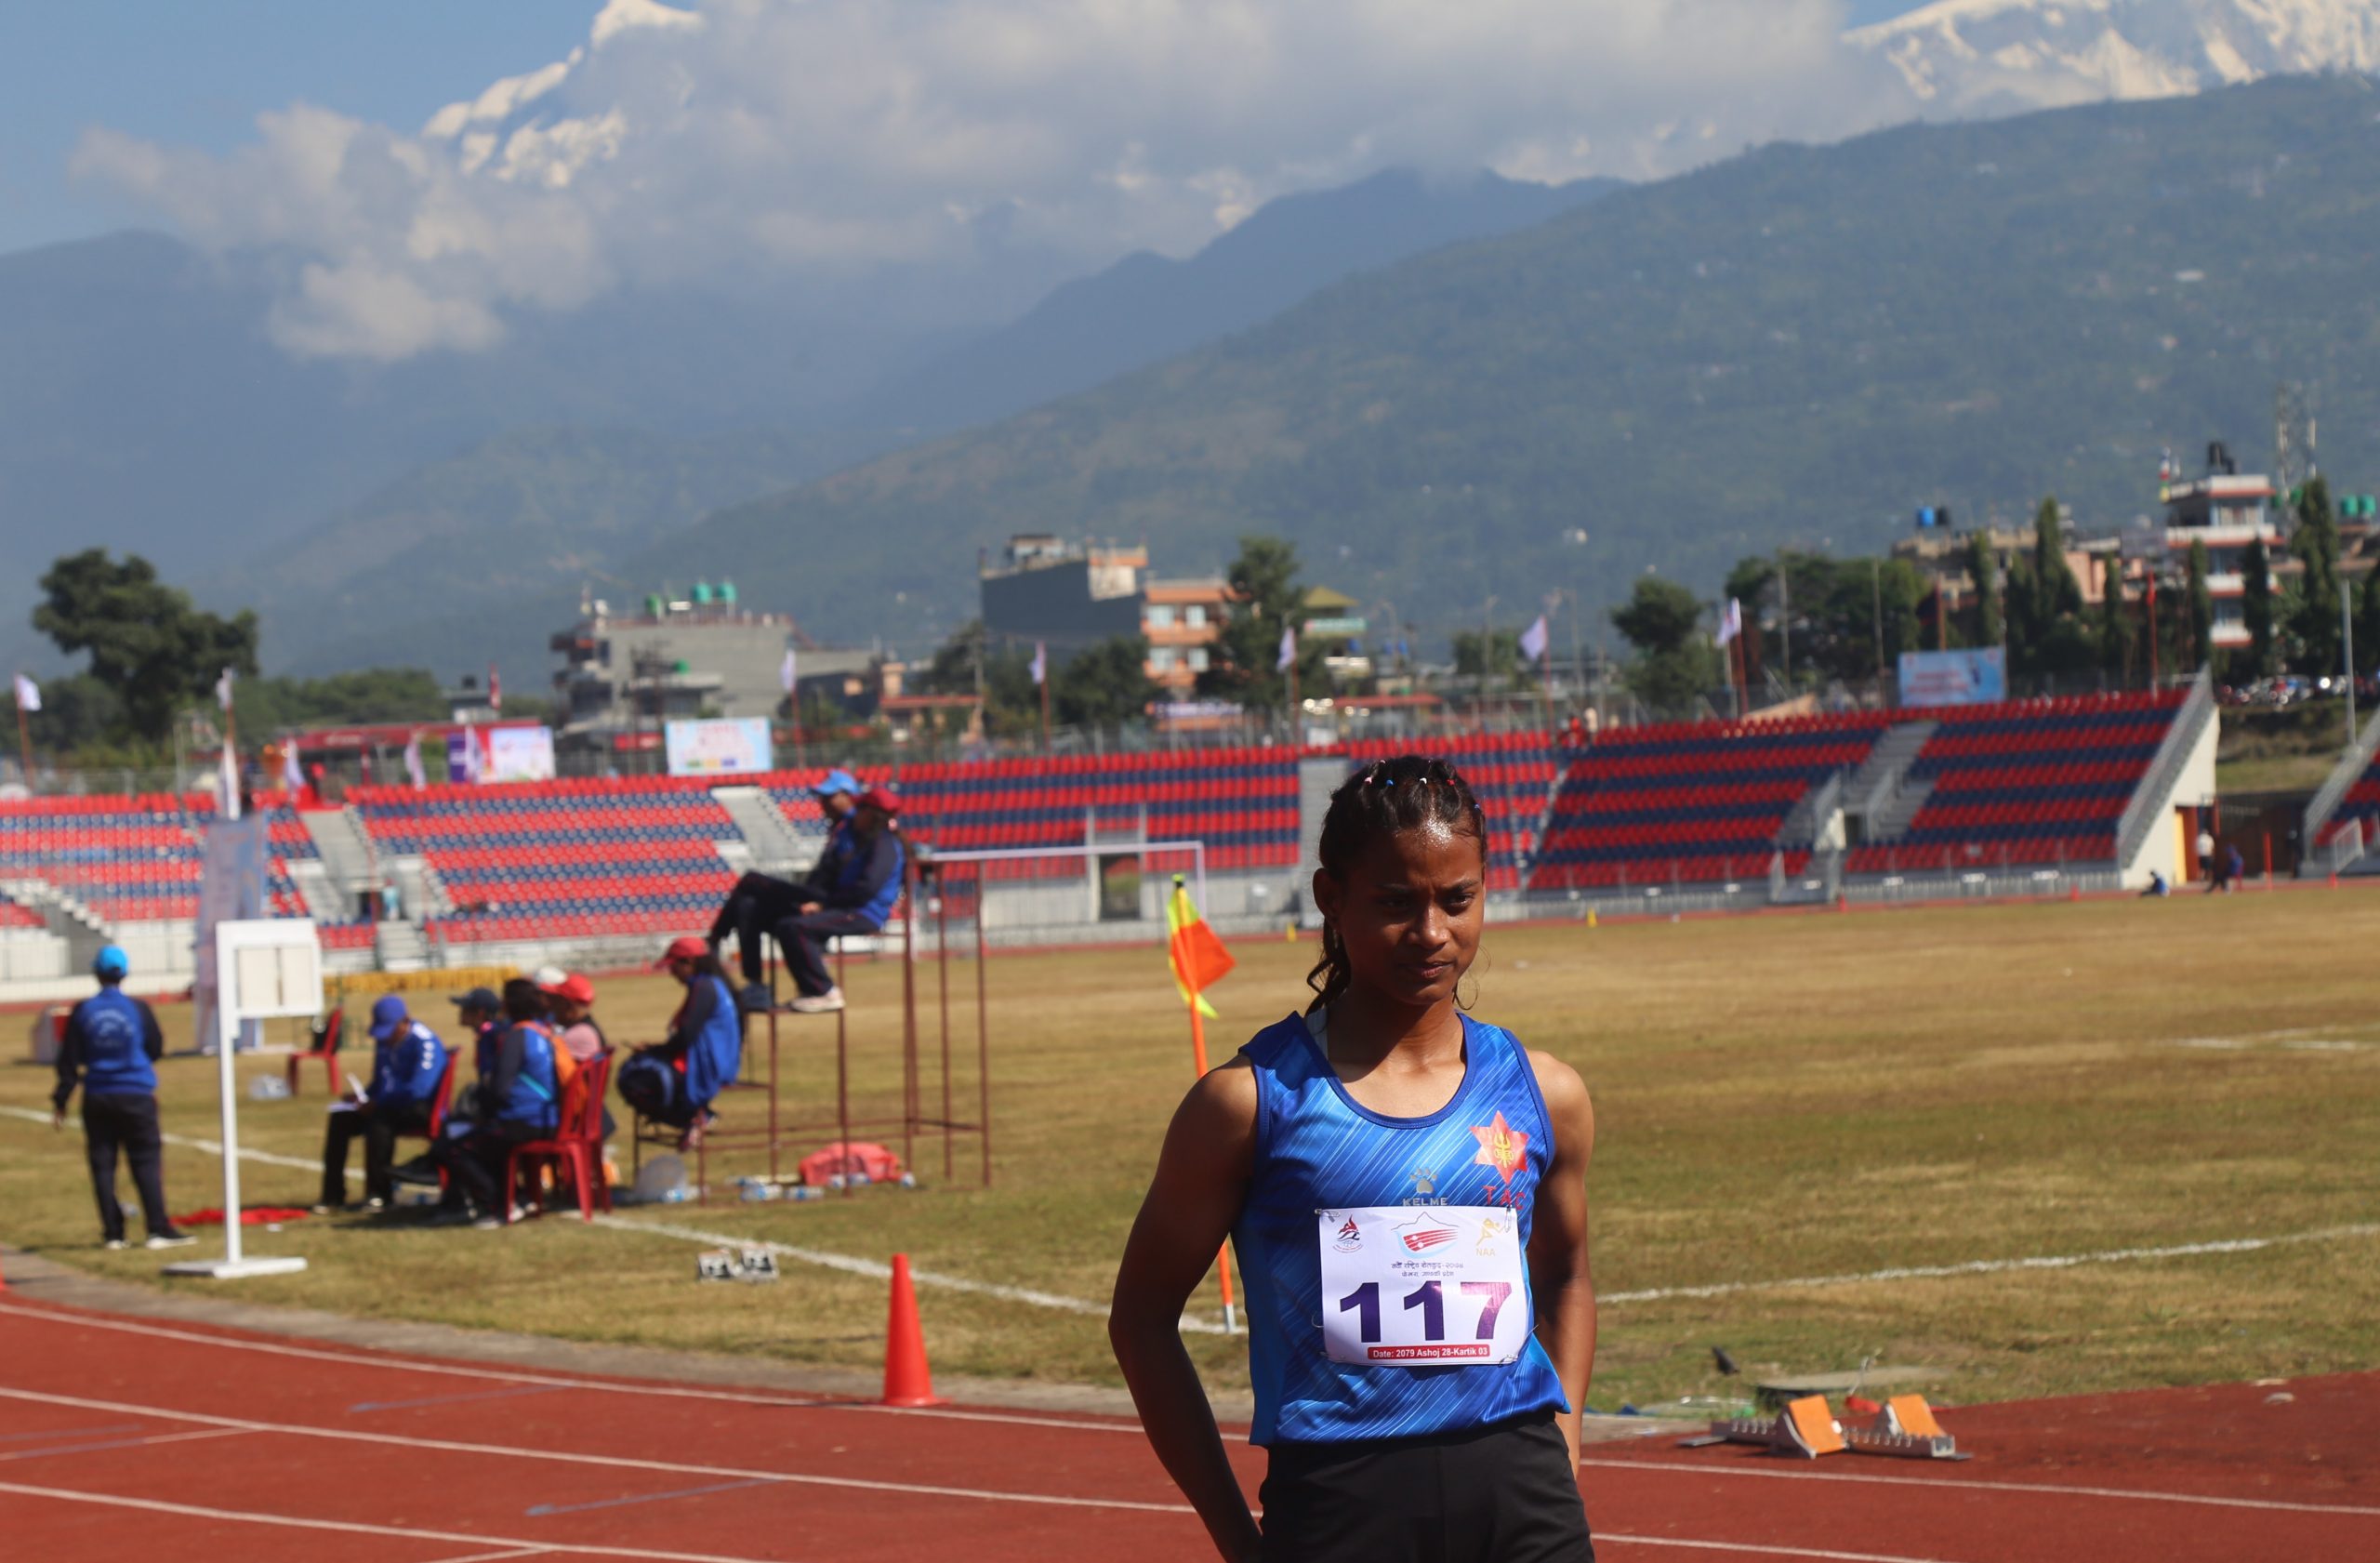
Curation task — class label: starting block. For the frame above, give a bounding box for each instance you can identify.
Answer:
[1679,1394,1965,1462]
[695,1247,782,1283]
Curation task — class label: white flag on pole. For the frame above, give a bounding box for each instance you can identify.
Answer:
[779,646,799,695]
[11,673,37,713]
[215,667,235,711]
[216,743,242,821]
[1276,625,1297,672]
[1030,642,1048,687]
[1518,614,1550,663]
[281,740,304,798]
[403,731,427,790]
[1716,598,1744,647]
[462,727,485,786]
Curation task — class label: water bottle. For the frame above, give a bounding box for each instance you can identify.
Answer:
[897,1172,919,1190]
[661,1185,699,1203]
[787,1185,825,1202]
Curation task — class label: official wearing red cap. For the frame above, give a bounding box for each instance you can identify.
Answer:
[771,787,906,1014]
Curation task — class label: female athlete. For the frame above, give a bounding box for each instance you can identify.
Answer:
[1112,753,1596,1561]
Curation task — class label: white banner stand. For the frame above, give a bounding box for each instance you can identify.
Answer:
[163,918,323,1279]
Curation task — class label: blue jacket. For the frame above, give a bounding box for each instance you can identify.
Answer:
[53,987,164,1108]
[485,1020,560,1134]
[674,974,742,1109]
[369,1021,449,1112]
[802,823,905,929]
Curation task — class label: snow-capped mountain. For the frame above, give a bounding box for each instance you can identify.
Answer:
[1851,0,2380,113]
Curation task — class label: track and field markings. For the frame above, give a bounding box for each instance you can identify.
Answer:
[0,1480,784,1563]
[0,1426,250,1463]
[0,1104,337,1176]
[524,1477,776,1517]
[349,1384,567,1415]
[1600,1541,1953,1562]
[1578,1455,2380,1519]
[0,1423,143,1442]
[0,1384,1194,1515]
[419,1550,552,1563]
[1597,1223,2380,1305]
[0,1304,1144,1434]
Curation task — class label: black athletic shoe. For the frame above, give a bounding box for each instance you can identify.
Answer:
[145,1229,196,1250]
[737,982,774,1013]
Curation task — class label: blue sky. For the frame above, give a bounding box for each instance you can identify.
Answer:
[1,0,1930,258]
[0,0,594,254]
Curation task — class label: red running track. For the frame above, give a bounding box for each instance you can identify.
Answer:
[1,1295,2375,1562]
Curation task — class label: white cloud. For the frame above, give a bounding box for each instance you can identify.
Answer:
[73,0,1912,360]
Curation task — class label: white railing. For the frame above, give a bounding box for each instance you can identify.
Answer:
[2115,671,2213,872]
[2300,700,2380,853]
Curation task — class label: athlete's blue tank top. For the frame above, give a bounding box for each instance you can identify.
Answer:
[1232,1010,1570,1446]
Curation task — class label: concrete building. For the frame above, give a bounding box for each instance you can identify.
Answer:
[549,586,873,752]
[979,536,1148,665]
[1143,576,1229,691]
[2143,444,2284,650]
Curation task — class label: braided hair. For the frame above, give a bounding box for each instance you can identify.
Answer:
[1306,753,1488,1012]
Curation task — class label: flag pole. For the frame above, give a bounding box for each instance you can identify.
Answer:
[1170,877,1236,1332]
[13,683,31,785]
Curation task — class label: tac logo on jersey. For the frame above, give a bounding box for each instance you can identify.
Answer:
[1400,1225,1457,1252]
[1333,1217,1363,1252]
[1471,1110,1529,1185]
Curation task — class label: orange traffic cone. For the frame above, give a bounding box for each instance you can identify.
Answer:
[2069,882,2082,903]
[881,1253,948,1408]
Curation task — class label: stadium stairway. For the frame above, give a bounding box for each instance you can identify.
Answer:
[300,807,381,916]
[1844,720,1939,846]
[712,785,815,877]
[2296,702,2380,877]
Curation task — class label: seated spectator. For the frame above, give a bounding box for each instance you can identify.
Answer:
[707,769,862,1011]
[315,996,448,1213]
[430,978,561,1227]
[618,937,740,1149]
[773,788,906,1015]
[537,969,614,1142]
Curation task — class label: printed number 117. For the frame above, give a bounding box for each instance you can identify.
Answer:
[1338,1280,1513,1343]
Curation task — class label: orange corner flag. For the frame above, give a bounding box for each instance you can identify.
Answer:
[1166,875,1235,1022]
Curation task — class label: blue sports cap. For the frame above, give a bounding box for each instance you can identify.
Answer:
[368,994,409,1040]
[812,768,861,797]
[92,945,129,981]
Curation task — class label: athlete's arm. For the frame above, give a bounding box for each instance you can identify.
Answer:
[1527,1049,1597,1470]
[1109,1060,1263,1563]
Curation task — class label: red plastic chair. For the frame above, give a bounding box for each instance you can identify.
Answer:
[506,1049,614,1224]
[287,1007,345,1097]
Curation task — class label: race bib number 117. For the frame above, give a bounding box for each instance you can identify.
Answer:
[1316,1207,1528,1367]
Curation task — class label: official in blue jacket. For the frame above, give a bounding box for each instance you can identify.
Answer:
[615,936,742,1151]
[430,978,560,1227]
[706,767,863,1011]
[774,788,906,1014]
[315,995,450,1212]
[50,946,193,1251]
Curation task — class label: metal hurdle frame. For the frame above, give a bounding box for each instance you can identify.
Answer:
[630,838,1209,1202]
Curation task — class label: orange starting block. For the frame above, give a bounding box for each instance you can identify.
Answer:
[1680,1393,1966,1462]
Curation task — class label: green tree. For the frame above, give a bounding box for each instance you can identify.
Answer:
[239,669,447,737]
[2185,539,2215,674]
[2241,535,2277,678]
[2357,569,2380,681]
[33,550,259,746]
[2003,499,2094,688]
[912,619,1038,735]
[1051,635,1153,728]
[1197,536,1329,709]
[22,674,126,759]
[1450,629,1522,682]
[1610,576,1719,715]
[1964,534,2002,649]
[2096,566,2134,682]
[2291,476,2343,677]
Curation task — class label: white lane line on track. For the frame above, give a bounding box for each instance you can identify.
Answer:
[1601,1541,1952,1562]
[0,1303,1143,1434]
[0,1104,332,1175]
[0,1480,775,1563]
[0,1426,250,1463]
[0,1384,1193,1515]
[1578,1456,2380,1520]
[1596,1223,2380,1305]
[419,1550,552,1563]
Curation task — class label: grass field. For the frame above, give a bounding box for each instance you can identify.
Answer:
[5,889,2378,1416]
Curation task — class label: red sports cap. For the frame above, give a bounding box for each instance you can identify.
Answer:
[539,972,596,1005]
[655,935,709,968]
[856,787,901,815]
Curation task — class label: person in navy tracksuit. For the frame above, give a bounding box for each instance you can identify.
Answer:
[316,994,450,1212]
[50,946,193,1251]
[773,788,906,1013]
[430,978,560,1227]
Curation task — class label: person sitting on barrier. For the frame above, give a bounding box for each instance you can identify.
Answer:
[50,946,194,1252]
[619,936,742,1151]
[430,977,561,1228]
[314,995,448,1213]
[707,768,864,1012]
[774,787,906,1015]
[538,969,615,1143]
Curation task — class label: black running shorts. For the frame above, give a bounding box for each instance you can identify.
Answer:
[1257,1411,1593,1563]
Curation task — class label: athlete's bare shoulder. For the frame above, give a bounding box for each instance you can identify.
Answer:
[1527,1049,1593,1157]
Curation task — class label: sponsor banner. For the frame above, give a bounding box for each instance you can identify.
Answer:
[665,717,774,777]
[1897,647,2005,709]
[447,725,557,783]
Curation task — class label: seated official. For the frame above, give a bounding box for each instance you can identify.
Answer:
[430,978,560,1227]
[537,968,615,1143]
[315,995,449,1212]
[706,769,862,1011]
[618,937,740,1150]
[772,788,905,1015]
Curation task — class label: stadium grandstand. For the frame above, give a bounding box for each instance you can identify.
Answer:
[0,679,2217,996]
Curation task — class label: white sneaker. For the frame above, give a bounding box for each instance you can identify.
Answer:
[788,987,845,1013]
[101,1238,127,1252]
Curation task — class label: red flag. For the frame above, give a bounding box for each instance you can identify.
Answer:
[487,663,502,711]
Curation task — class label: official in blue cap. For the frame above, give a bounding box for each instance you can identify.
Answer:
[51,946,192,1250]
[703,765,867,1012]
[314,994,452,1212]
